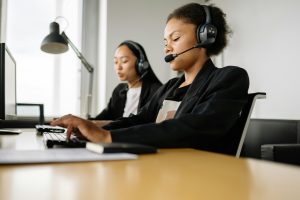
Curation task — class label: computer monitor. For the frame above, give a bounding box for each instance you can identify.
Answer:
[0,43,17,120]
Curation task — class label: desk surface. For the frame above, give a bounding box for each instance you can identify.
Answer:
[1,129,300,200]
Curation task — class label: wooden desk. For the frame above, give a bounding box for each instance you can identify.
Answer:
[1,129,300,200]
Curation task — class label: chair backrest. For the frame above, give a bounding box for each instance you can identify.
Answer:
[234,92,266,157]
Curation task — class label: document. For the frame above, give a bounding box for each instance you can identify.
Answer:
[0,148,137,164]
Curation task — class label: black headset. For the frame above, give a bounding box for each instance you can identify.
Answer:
[124,40,149,78]
[196,5,217,47]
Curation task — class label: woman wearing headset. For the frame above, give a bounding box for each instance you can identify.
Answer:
[92,40,162,122]
[52,3,249,155]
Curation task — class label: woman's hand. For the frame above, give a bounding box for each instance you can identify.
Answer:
[51,114,112,143]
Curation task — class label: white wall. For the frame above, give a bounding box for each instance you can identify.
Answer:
[98,0,204,113]
[211,0,300,119]
[0,0,7,42]
[97,0,300,120]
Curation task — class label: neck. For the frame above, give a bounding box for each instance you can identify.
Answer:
[180,56,209,88]
[128,78,142,88]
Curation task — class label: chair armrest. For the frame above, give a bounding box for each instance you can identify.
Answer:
[261,144,300,165]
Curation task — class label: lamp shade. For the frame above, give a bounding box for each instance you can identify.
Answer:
[41,22,68,54]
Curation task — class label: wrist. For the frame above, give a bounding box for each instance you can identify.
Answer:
[92,129,112,143]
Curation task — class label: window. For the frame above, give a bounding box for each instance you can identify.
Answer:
[6,0,83,117]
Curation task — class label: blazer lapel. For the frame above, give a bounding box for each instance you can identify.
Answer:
[175,59,217,116]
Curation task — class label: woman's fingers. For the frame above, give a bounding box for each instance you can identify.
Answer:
[50,114,79,140]
[51,114,73,127]
[50,114,109,142]
[66,124,74,140]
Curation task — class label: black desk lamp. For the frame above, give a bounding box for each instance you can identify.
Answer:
[41,21,94,118]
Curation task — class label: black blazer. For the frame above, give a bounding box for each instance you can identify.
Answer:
[104,59,250,154]
[93,80,162,120]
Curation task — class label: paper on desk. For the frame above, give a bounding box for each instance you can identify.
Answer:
[0,148,137,164]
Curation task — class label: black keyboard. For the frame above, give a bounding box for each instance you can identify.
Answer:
[43,132,87,148]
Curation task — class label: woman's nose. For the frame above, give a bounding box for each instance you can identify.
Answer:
[115,62,122,70]
[164,42,172,54]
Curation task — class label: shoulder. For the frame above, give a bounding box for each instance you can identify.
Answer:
[208,66,250,91]
[114,83,127,90]
[112,83,128,95]
[214,66,249,80]
[142,79,163,96]
[216,65,247,74]
[143,79,162,88]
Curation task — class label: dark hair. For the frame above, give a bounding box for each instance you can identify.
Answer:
[167,3,231,56]
[118,40,161,84]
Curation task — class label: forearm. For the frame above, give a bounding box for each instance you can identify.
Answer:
[110,113,237,148]
[92,120,113,128]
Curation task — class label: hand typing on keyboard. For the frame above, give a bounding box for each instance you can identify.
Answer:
[51,114,112,143]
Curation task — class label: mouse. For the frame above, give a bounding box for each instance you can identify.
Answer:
[0,129,22,135]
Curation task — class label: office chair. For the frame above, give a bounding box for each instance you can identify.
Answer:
[233,92,267,157]
[259,120,300,165]
[261,143,300,166]
[241,119,298,159]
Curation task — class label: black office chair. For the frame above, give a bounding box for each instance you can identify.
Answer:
[241,119,298,159]
[259,120,300,166]
[231,92,267,157]
[261,144,300,165]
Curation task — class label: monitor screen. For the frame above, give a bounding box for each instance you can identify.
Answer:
[0,43,17,120]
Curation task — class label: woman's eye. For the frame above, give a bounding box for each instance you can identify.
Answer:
[173,37,180,41]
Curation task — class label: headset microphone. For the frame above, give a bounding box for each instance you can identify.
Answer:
[164,54,176,63]
[164,44,202,63]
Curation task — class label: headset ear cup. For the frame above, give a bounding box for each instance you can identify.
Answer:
[196,25,202,44]
[135,59,140,76]
[137,60,149,77]
[205,24,217,45]
[196,24,217,47]
[125,40,149,77]
[196,5,217,47]
[197,24,209,45]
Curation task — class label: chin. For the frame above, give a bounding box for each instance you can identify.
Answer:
[118,77,126,81]
[170,63,183,71]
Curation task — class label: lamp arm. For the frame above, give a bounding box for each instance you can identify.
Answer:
[61,31,93,118]
[61,32,94,73]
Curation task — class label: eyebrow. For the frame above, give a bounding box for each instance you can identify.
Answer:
[114,56,129,59]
